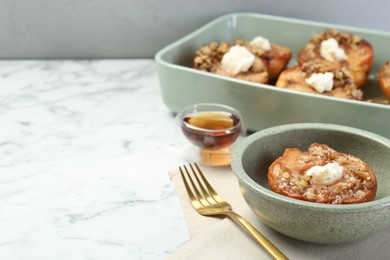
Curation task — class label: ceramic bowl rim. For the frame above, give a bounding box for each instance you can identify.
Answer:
[231,123,390,212]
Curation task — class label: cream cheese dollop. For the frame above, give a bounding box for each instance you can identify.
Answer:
[305,72,334,93]
[249,36,271,51]
[305,162,344,185]
[320,38,348,62]
[221,45,255,76]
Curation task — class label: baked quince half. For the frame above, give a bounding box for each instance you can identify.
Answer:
[275,61,363,100]
[235,38,292,81]
[379,60,390,101]
[193,36,292,84]
[268,143,377,204]
[193,41,268,84]
[298,29,373,88]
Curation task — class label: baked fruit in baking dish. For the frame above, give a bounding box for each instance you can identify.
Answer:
[234,38,292,81]
[379,60,390,101]
[268,143,377,204]
[193,37,291,83]
[275,61,363,100]
[193,41,269,84]
[297,29,373,88]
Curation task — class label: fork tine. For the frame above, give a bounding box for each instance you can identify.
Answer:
[193,162,226,204]
[179,166,203,210]
[181,164,287,260]
[182,165,210,207]
[189,163,218,206]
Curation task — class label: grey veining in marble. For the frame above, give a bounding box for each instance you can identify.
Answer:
[0,60,189,259]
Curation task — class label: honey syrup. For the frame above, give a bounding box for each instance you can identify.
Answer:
[181,111,241,150]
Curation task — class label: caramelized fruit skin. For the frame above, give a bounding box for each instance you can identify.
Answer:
[268,143,377,204]
[193,39,292,84]
[275,64,363,100]
[297,30,373,88]
[379,61,390,101]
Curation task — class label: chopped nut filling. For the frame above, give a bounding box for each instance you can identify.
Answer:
[268,143,377,204]
[304,29,362,59]
[299,61,363,99]
[193,41,230,72]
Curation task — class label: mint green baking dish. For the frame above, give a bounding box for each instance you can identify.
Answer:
[155,13,390,138]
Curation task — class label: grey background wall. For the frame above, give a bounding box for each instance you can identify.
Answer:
[0,0,389,59]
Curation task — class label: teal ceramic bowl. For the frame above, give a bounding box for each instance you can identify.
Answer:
[231,123,390,244]
[155,13,390,139]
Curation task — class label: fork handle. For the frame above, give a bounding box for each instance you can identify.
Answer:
[225,211,288,260]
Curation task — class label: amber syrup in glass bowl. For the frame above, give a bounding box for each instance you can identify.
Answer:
[181,111,241,150]
[176,103,246,166]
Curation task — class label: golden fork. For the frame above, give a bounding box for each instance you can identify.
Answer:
[179,163,288,260]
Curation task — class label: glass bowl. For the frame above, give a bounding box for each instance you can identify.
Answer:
[174,103,246,166]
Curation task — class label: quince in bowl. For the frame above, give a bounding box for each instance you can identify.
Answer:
[231,123,390,244]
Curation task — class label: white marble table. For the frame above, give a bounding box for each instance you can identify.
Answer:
[0,60,190,259]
